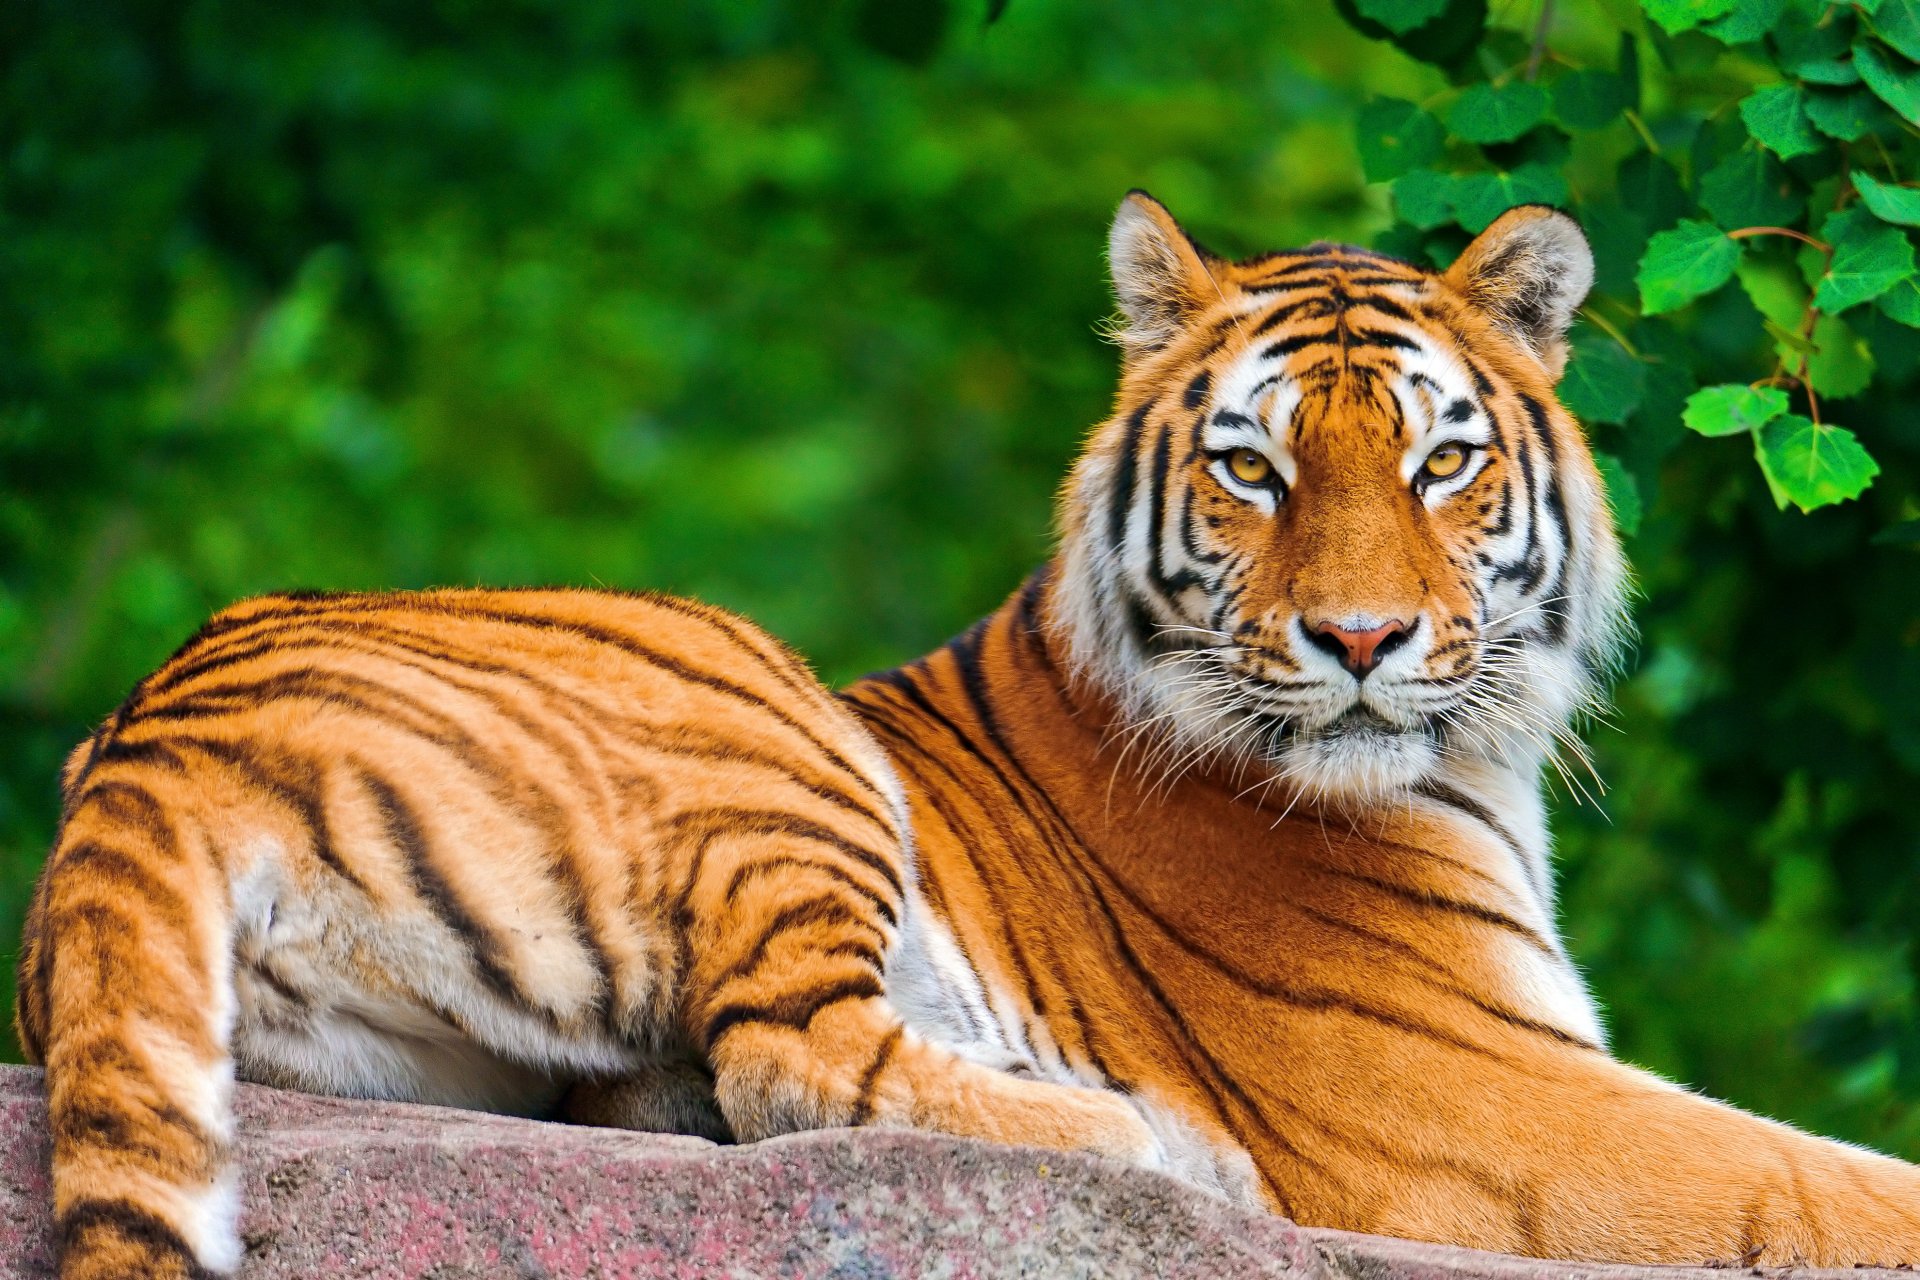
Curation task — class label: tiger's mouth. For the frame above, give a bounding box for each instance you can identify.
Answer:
[1244,701,1443,800]
[1322,706,1412,736]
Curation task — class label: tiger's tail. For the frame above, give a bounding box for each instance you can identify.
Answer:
[16,747,243,1280]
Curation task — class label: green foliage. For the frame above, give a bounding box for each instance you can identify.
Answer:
[1357,98,1446,180]
[1353,0,1453,35]
[1755,414,1881,510]
[1638,221,1742,314]
[1682,384,1789,436]
[1446,81,1551,141]
[1855,171,1920,224]
[1742,83,1824,158]
[2,0,1917,1170]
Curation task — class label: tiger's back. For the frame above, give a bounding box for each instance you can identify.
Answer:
[18,588,1183,1280]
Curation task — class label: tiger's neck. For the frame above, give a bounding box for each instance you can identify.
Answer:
[1041,564,1561,915]
[843,566,1605,1056]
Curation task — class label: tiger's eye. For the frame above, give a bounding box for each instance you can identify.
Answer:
[1422,445,1468,480]
[1228,449,1274,485]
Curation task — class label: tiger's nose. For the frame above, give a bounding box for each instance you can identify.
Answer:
[1306,618,1410,679]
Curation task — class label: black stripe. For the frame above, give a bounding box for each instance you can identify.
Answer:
[723,855,899,923]
[1107,401,1151,556]
[173,593,890,804]
[1182,370,1211,409]
[675,808,904,900]
[941,625,1315,1204]
[94,736,191,774]
[1293,903,1598,1050]
[848,1025,905,1125]
[73,781,178,858]
[844,679,1054,1062]
[360,770,548,1016]
[1144,424,1203,603]
[1262,330,1336,360]
[712,894,887,989]
[51,841,191,922]
[1357,293,1416,323]
[1345,326,1420,352]
[1307,861,1560,958]
[1520,392,1574,643]
[181,737,369,894]
[1414,780,1527,863]
[244,956,312,1011]
[1251,297,1332,334]
[701,972,885,1050]
[178,615,892,837]
[57,1199,211,1277]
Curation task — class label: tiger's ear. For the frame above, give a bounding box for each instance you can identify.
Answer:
[1444,206,1593,380]
[1108,191,1223,354]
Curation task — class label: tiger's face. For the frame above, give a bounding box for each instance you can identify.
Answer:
[1053,194,1629,804]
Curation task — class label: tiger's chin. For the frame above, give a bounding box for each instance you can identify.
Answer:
[1266,713,1440,804]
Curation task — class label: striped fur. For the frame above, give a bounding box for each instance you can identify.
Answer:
[18,200,1920,1277]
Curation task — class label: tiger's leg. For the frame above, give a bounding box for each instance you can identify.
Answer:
[678,825,1163,1166]
[561,1060,732,1143]
[18,773,243,1280]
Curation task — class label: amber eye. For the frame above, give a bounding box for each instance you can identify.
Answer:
[1227,448,1274,486]
[1420,444,1470,482]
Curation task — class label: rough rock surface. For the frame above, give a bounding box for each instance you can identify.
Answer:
[0,1064,1897,1279]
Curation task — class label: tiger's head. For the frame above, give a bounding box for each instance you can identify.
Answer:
[1052,193,1630,804]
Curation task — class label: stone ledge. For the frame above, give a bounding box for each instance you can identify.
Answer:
[0,1065,1892,1279]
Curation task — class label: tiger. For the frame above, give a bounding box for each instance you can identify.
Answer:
[16,196,1920,1280]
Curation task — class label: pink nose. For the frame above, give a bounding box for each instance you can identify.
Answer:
[1309,619,1409,678]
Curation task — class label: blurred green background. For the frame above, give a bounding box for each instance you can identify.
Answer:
[3,0,1917,1159]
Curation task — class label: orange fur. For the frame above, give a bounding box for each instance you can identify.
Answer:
[19,200,1920,1278]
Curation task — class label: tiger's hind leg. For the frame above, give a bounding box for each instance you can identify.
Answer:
[676,823,1164,1169]
[560,1059,732,1144]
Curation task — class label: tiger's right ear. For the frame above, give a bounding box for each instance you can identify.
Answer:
[1108,191,1222,355]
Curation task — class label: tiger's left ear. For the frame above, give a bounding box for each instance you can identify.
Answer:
[1444,206,1593,380]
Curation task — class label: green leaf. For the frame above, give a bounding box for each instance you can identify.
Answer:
[1637,220,1742,314]
[1593,451,1644,536]
[1738,255,1804,334]
[1446,81,1551,143]
[1450,164,1569,232]
[1559,334,1647,425]
[1332,0,1490,66]
[1703,0,1787,42]
[1877,273,1920,325]
[1552,70,1633,129]
[1357,98,1446,182]
[1772,4,1859,80]
[1582,199,1651,296]
[1854,171,1920,225]
[1681,384,1789,436]
[1873,517,1920,546]
[1699,146,1805,229]
[1855,39,1920,123]
[1641,0,1739,34]
[1803,87,1891,139]
[1353,0,1451,34]
[1813,205,1916,312]
[1788,56,1863,85]
[1619,151,1690,232]
[1804,312,1876,397]
[1392,169,1460,229]
[1868,0,1920,60]
[1739,83,1824,158]
[1754,414,1880,511]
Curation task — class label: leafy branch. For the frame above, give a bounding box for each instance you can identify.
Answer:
[1347,0,1918,521]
